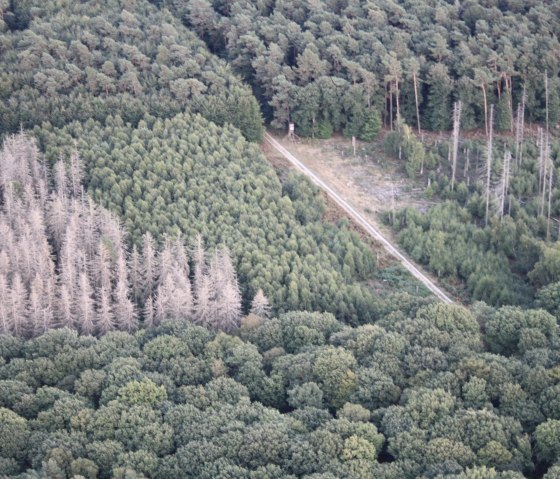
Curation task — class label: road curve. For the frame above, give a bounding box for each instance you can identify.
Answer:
[264,132,454,304]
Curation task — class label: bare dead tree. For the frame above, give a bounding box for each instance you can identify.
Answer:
[129,244,143,304]
[194,273,214,325]
[113,252,138,332]
[53,160,68,200]
[57,284,74,329]
[9,273,28,338]
[547,154,555,241]
[485,104,494,226]
[0,274,9,334]
[47,194,68,252]
[157,236,174,286]
[143,295,155,329]
[173,233,190,278]
[76,272,96,336]
[192,232,206,298]
[142,232,157,298]
[214,280,242,332]
[96,284,115,335]
[69,144,84,198]
[250,288,271,318]
[499,147,511,221]
[451,100,462,191]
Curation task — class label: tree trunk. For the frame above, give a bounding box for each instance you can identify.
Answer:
[547,156,554,240]
[485,105,494,226]
[395,78,400,124]
[500,148,511,221]
[482,83,488,137]
[451,101,462,191]
[413,72,421,135]
[389,82,394,130]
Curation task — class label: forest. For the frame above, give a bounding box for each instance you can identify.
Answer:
[1,0,560,477]
[0,304,559,478]
[156,0,560,135]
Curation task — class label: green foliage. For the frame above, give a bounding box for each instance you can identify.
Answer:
[384,123,428,178]
[0,298,558,477]
[391,202,532,305]
[496,94,513,132]
[359,108,382,142]
[158,0,560,134]
[0,0,262,142]
[535,420,560,465]
[36,113,378,323]
[316,120,333,139]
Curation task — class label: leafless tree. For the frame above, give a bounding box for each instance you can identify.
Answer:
[113,252,138,332]
[485,104,494,226]
[128,244,143,304]
[9,273,27,337]
[54,160,68,199]
[143,295,155,329]
[142,232,157,298]
[450,100,462,191]
[76,272,95,336]
[250,288,271,318]
[0,274,10,334]
[499,148,511,220]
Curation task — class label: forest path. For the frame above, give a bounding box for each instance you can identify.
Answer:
[264,132,454,304]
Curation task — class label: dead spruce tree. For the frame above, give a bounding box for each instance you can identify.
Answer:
[250,289,271,318]
[0,133,262,338]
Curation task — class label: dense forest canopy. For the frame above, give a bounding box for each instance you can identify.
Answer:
[0,0,263,141]
[0,303,559,478]
[157,0,560,136]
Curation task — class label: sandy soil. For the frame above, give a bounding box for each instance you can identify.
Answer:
[268,133,439,235]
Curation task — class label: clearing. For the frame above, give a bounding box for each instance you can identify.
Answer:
[263,131,458,303]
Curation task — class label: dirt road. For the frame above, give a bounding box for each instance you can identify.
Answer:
[264,132,454,304]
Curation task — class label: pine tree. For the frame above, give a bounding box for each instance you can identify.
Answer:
[496,93,512,132]
[426,63,453,131]
[359,108,381,142]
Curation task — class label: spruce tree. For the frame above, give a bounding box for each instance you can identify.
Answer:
[359,108,381,141]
